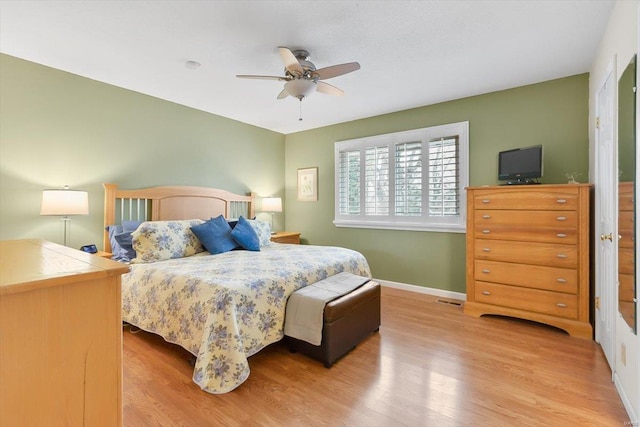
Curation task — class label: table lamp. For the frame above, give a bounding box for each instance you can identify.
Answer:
[262,197,282,233]
[40,185,89,246]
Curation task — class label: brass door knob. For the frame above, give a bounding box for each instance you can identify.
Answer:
[600,233,613,242]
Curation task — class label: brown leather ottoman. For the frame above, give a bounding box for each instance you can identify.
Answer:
[286,281,381,368]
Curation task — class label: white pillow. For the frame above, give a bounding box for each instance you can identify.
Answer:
[131,219,204,263]
[246,219,272,247]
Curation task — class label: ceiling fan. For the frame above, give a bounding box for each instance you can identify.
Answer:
[237,46,360,120]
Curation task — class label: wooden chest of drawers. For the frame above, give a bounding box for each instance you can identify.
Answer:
[464,184,592,339]
[618,181,635,326]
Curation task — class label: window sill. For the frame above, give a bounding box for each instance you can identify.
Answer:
[333,220,466,233]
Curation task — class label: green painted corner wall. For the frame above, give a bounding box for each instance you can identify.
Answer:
[284,74,589,293]
[0,54,285,248]
[0,52,589,294]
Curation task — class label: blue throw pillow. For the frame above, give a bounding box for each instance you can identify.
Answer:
[105,221,143,262]
[191,215,238,254]
[122,220,143,232]
[105,225,126,261]
[231,216,261,251]
[114,231,136,262]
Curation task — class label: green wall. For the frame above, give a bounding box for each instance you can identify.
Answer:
[284,74,589,293]
[0,54,285,248]
[1,53,589,294]
[618,56,636,183]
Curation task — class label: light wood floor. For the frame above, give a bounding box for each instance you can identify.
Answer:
[123,287,629,426]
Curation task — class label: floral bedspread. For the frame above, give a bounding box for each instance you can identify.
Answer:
[121,243,371,393]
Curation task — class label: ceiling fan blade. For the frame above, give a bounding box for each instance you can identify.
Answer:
[316,81,344,96]
[278,46,303,76]
[236,74,289,81]
[277,88,289,99]
[313,62,361,80]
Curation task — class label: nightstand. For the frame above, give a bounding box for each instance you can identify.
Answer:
[95,250,113,258]
[270,232,301,244]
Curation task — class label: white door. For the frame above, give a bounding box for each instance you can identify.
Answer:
[595,61,617,370]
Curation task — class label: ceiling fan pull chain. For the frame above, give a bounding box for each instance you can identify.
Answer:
[299,98,303,121]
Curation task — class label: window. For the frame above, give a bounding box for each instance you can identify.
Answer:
[334,121,469,232]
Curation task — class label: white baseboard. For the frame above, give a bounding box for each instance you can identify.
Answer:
[614,372,639,425]
[374,278,467,301]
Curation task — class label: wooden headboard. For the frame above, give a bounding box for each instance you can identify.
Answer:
[103,183,255,252]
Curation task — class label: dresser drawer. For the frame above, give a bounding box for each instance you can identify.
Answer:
[474,240,577,268]
[619,247,634,275]
[474,260,578,294]
[618,210,634,249]
[472,189,578,211]
[474,281,579,319]
[619,181,634,212]
[474,210,577,244]
[619,273,635,302]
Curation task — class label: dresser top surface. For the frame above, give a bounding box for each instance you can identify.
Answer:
[466,183,592,190]
[0,239,129,295]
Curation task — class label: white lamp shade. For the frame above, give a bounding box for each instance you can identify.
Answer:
[262,197,282,213]
[40,188,89,216]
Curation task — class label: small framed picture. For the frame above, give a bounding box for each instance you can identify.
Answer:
[297,167,318,201]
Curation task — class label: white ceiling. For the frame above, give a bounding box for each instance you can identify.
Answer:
[0,1,614,135]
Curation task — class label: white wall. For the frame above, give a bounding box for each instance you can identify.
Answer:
[589,0,639,422]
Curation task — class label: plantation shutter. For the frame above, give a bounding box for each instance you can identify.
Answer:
[365,145,389,215]
[395,141,422,216]
[338,150,361,215]
[335,121,467,231]
[428,136,459,217]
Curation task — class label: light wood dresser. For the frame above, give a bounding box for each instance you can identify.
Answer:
[464,184,592,339]
[618,181,636,325]
[0,239,130,426]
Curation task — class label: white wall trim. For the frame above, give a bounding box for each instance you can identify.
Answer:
[615,372,639,426]
[375,278,467,301]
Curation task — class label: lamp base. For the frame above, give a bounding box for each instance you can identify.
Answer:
[61,216,71,246]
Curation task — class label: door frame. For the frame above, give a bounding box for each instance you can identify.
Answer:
[594,55,617,371]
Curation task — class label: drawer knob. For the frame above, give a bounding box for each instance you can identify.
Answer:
[557,253,568,259]
[556,199,567,204]
[482,214,491,219]
[482,248,491,252]
[556,233,567,238]
[481,199,490,204]
[556,216,567,221]
[481,269,490,274]
[556,303,568,308]
[482,291,491,296]
[556,278,567,283]
[482,229,491,234]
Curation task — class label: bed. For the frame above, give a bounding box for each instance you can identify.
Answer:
[103,183,371,394]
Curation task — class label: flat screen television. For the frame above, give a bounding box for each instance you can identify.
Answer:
[498,145,543,185]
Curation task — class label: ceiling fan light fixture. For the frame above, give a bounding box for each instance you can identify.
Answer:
[284,78,316,99]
